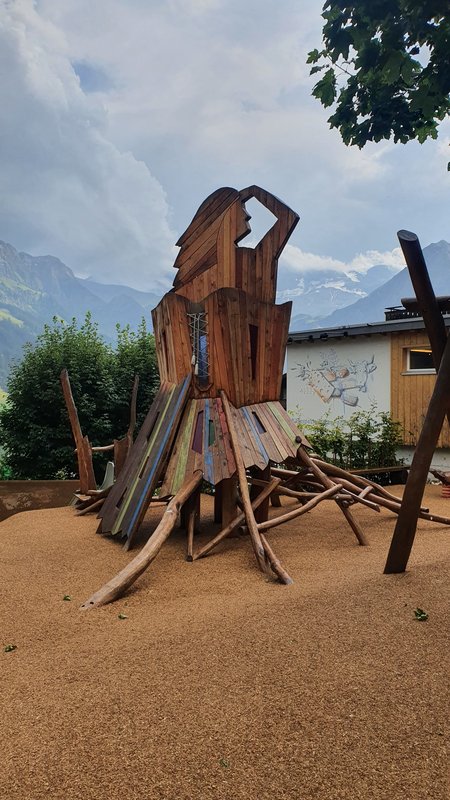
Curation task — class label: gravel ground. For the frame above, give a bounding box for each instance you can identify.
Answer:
[1,486,449,800]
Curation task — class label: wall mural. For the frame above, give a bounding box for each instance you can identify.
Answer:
[292,349,377,409]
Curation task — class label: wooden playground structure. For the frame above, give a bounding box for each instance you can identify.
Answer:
[61,188,450,608]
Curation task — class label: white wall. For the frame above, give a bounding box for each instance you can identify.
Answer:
[286,336,391,424]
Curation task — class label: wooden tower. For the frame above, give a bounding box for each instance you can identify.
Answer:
[79,197,450,609]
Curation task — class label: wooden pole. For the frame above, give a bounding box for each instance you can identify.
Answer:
[297,447,368,546]
[260,534,293,585]
[385,333,450,572]
[76,498,104,516]
[219,391,268,573]
[397,230,448,370]
[60,369,96,493]
[81,471,203,609]
[250,477,380,512]
[182,486,200,561]
[193,478,281,560]
[311,459,422,508]
[186,509,196,561]
[250,465,271,523]
[220,476,239,526]
[257,484,342,530]
[383,231,450,573]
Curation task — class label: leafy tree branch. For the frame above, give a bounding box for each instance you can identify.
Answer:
[308,1,450,147]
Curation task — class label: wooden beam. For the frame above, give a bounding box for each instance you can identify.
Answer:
[249,465,271,523]
[219,390,268,573]
[297,446,368,546]
[193,477,281,561]
[60,369,96,493]
[397,230,447,371]
[257,484,342,530]
[384,333,450,572]
[81,471,203,609]
[260,533,293,585]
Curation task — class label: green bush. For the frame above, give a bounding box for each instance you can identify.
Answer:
[301,405,404,472]
[0,314,159,480]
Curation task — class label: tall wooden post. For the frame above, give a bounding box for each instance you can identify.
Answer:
[250,465,271,523]
[384,230,450,573]
[384,333,450,572]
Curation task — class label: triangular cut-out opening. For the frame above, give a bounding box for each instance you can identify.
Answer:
[237,198,277,248]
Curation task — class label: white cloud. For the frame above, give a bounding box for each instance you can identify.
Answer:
[1,0,448,292]
[281,245,405,275]
[0,0,175,290]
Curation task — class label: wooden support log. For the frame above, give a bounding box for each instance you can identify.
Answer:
[385,332,450,572]
[61,369,96,493]
[76,498,105,516]
[182,486,200,561]
[257,484,342,531]
[260,533,293,585]
[384,231,450,573]
[311,459,426,509]
[327,481,380,512]
[220,476,239,526]
[250,477,380,512]
[186,509,196,562]
[84,486,112,500]
[114,374,140,478]
[214,482,223,523]
[193,478,281,561]
[270,492,282,507]
[250,477,320,498]
[81,471,203,609]
[297,447,368,546]
[273,460,420,516]
[250,465,271,523]
[370,493,450,525]
[397,230,448,371]
[219,391,268,573]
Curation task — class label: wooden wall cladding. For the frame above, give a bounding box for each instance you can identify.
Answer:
[151,293,193,384]
[153,287,291,406]
[391,329,450,447]
[173,185,299,305]
[206,288,291,407]
[160,396,304,496]
[98,376,191,545]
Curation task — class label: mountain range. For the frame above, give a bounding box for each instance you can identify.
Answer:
[0,240,160,389]
[0,237,449,389]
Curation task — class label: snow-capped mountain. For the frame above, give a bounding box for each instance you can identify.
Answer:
[315,240,450,330]
[280,264,400,330]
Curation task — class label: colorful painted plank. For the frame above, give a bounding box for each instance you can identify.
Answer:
[98,375,191,546]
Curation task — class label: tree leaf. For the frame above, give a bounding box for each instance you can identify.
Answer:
[306,48,321,64]
[312,69,337,108]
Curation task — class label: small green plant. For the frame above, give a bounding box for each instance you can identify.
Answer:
[414,608,429,621]
[219,758,230,768]
[300,405,404,475]
[63,595,72,601]
[4,644,17,652]
[118,613,128,620]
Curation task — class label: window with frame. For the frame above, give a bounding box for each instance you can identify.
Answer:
[405,347,435,373]
[188,310,209,387]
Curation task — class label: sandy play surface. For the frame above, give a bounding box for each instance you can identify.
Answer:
[1,486,449,800]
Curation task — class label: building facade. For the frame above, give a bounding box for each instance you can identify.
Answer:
[286,316,450,468]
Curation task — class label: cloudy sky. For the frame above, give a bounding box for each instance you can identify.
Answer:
[1,0,449,291]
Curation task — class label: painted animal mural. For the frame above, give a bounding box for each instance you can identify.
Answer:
[293,350,377,408]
